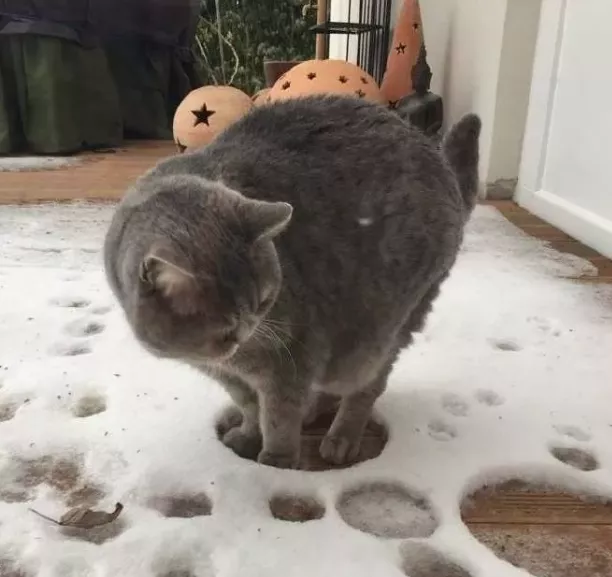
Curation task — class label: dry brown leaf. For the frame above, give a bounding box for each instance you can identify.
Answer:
[30,502,123,529]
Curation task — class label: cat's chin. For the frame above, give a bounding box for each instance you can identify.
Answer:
[139,340,239,366]
[220,343,240,361]
[194,343,240,366]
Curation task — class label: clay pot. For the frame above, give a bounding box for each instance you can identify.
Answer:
[172,85,253,152]
[268,59,384,104]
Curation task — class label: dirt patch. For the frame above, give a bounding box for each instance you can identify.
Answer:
[148,493,212,519]
[269,494,325,522]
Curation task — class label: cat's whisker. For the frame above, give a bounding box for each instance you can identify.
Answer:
[264,318,306,328]
[267,326,298,379]
[251,330,276,364]
[261,320,317,365]
[261,320,291,338]
[254,325,283,363]
[257,323,297,378]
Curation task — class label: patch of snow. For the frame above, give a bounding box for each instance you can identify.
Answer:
[0,157,83,172]
[0,203,611,576]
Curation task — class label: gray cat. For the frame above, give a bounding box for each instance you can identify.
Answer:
[104,95,481,469]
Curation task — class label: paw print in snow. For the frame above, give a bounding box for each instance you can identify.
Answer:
[441,393,470,417]
[475,389,504,407]
[553,424,592,443]
[428,419,457,442]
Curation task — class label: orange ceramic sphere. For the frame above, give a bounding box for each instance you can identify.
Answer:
[252,88,272,106]
[268,59,384,104]
[173,85,253,151]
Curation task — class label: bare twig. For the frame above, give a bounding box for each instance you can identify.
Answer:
[198,17,240,86]
[214,0,227,83]
[195,33,219,85]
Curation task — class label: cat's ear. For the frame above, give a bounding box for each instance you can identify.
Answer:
[241,199,293,242]
[140,245,200,315]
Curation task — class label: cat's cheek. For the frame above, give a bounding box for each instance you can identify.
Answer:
[236,320,259,344]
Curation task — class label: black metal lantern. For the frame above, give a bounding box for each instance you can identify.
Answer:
[310,0,393,84]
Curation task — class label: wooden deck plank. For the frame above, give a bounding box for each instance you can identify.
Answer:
[0,141,176,204]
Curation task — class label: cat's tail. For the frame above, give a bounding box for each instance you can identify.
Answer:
[442,114,482,213]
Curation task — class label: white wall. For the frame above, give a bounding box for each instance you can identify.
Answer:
[517,0,612,259]
[330,0,542,192]
[487,0,542,183]
[420,0,507,188]
[540,1,612,220]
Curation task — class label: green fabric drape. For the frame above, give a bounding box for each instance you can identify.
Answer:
[103,38,197,140]
[0,34,122,154]
[0,35,201,153]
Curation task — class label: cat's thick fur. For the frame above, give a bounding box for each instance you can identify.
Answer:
[104,95,481,468]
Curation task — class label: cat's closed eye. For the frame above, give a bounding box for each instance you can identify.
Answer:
[256,287,274,313]
[223,333,237,345]
[218,329,238,346]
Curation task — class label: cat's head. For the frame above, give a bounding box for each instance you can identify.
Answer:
[117,175,292,363]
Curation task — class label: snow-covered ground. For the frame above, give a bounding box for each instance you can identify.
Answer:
[0,157,83,172]
[0,203,611,577]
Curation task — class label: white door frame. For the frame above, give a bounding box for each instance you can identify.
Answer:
[517,0,612,259]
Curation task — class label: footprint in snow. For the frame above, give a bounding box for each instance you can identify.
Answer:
[72,393,107,418]
[475,389,505,407]
[157,570,197,577]
[0,401,18,422]
[554,424,592,443]
[550,446,599,472]
[490,338,522,352]
[64,318,105,338]
[401,541,473,577]
[269,494,325,522]
[441,393,470,417]
[50,341,92,357]
[148,492,212,518]
[527,315,564,337]
[91,305,113,315]
[50,296,90,309]
[428,419,457,442]
[336,482,437,539]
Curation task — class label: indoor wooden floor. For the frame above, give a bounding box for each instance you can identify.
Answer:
[1,142,611,576]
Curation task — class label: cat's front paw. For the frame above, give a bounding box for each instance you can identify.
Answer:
[257,449,300,470]
[319,433,362,465]
[216,405,244,438]
[222,428,262,460]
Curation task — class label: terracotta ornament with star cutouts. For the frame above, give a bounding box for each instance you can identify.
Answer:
[267,59,384,104]
[380,0,426,107]
[172,85,253,152]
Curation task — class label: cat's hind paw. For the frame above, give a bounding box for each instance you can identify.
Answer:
[222,427,262,460]
[257,449,300,470]
[319,434,362,465]
[215,405,244,438]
